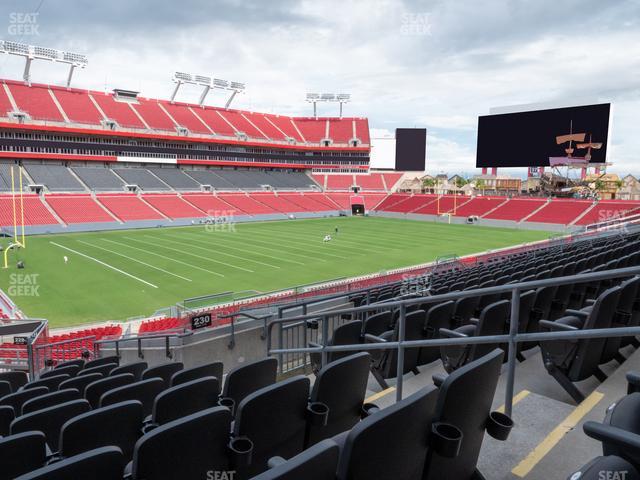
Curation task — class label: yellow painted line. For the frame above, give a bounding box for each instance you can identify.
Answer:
[365,387,396,404]
[512,390,605,478]
[497,389,531,414]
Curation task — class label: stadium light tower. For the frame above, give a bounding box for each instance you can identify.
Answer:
[306,92,350,119]
[171,72,246,108]
[0,41,88,87]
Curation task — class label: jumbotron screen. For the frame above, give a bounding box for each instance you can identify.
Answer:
[476,103,611,168]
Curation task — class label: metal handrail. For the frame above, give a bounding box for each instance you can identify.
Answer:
[266,264,640,417]
[93,331,193,360]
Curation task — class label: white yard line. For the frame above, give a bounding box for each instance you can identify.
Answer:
[140,236,255,273]
[77,240,192,282]
[159,234,281,269]
[102,238,225,278]
[49,241,158,289]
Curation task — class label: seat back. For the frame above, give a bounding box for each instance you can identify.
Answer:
[336,385,439,480]
[170,361,223,387]
[10,399,91,451]
[0,380,11,398]
[22,389,81,415]
[153,376,220,425]
[16,446,125,480]
[77,363,117,378]
[53,359,85,371]
[23,374,70,392]
[141,362,183,387]
[0,386,49,414]
[0,432,46,480]
[0,371,28,392]
[423,349,504,479]
[363,311,392,337]
[307,352,370,446]
[60,400,144,460]
[221,358,278,415]
[85,373,135,408]
[40,365,80,379]
[234,376,311,477]
[132,407,231,480]
[468,300,510,362]
[250,440,339,480]
[419,301,455,365]
[84,356,119,369]
[310,320,363,372]
[380,309,426,378]
[99,378,164,417]
[110,362,148,381]
[0,404,15,436]
[59,373,103,396]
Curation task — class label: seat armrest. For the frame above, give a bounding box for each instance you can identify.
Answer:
[268,456,287,469]
[564,309,589,319]
[469,318,479,326]
[583,421,640,451]
[627,371,640,392]
[432,373,447,387]
[439,328,468,339]
[364,333,387,343]
[584,299,596,306]
[539,319,579,332]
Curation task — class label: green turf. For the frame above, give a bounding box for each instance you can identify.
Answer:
[0,217,553,327]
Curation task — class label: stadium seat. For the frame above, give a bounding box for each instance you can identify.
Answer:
[150,376,220,426]
[0,432,47,480]
[85,373,135,408]
[59,372,103,396]
[170,361,223,387]
[363,311,393,337]
[141,362,183,387]
[0,404,14,436]
[99,378,164,417]
[23,374,70,392]
[423,349,512,478]
[333,384,439,480]
[131,406,232,480]
[251,439,339,480]
[232,376,311,477]
[310,320,363,374]
[451,295,481,327]
[110,361,148,381]
[0,371,28,392]
[21,388,81,415]
[15,446,125,480]
[0,386,49,415]
[54,359,86,370]
[84,356,120,369]
[306,352,372,447]
[0,380,11,398]
[219,357,278,416]
[540,286,622,403]
[367,310,426,389]
[440,300,510,373]
[417,300,455,366]
[59,400,144,460]
[40,365,81,379]
[78,363,118,378]
[10,399,91,451]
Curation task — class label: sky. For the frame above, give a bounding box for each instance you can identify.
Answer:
[0,0,638,177]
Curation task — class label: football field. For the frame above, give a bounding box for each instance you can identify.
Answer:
[0,217,553,327]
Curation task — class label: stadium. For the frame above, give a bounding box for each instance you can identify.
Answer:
[1,1,640,479]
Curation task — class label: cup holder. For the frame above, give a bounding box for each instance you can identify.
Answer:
[306,319,319,330]
[361,403,380,418]
[430,422,463,458]
[219,397,236,415]
[307,402,329,426]
[229,436,253,468]
[486,411,513,441]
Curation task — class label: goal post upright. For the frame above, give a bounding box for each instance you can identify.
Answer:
[19,166,25,248]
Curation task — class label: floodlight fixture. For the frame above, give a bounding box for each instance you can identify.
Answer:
[305,92,351,118]
[171,72,246,108]
[0,40,87,87]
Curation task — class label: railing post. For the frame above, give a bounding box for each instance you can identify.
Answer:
[505,287,520,417]
[277,322,284,375]
[396,303,406,402]
[321,314,329,368]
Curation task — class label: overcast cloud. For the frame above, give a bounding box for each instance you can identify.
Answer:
[0,0,638,176]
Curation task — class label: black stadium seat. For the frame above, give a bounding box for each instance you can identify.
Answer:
[84,356,120,369]
[0,432,47,480]
[418,300,455,366]
[21,388,81,415]
[110,361,148,381]
[250,439,339,480]
[306,352,371,447]
[310,320,363,374]
[85,373,135,409]
[99,378,164,417]
[0,404,15,436]
[78,363,117,378]
[334,384,439,480]
[53,359,85,371]
[59,372,103,396]
[141,362,184,387]
[0,380,11,398]
[0,371,28,392]
[150,376,220,426]
[23,374,70,392]
[59,400,144,460]
[15,446,125,480]
[40,365,80,379]
[232,375,311,477]
[10,399,91,451]
[131,407,232,480]
[170,361,223,387]
[219,357,278,416]
[0,386,49,415]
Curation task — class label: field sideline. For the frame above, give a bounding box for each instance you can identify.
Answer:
[0,217,553,327]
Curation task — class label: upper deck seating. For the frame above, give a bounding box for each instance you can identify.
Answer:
[51,87,104,125]
[90,93,145,129]
[6,82,64,122]
[325,175,354,191]
[156,102,210,134]
[293,118,327,143]
[354,174,385,191]
[132,99,176,131]
[23,164,85,191]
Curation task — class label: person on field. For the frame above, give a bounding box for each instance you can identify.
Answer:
[323,234,332,242]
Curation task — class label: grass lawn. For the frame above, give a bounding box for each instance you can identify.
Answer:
[0,217,553,327]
